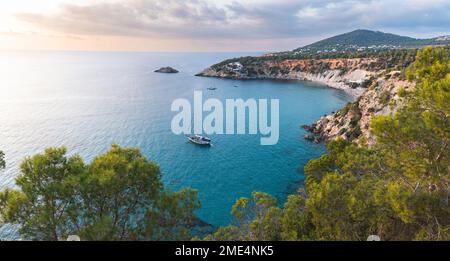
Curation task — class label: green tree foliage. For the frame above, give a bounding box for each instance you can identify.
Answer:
[207,46,449,241]
[0,145,200,241]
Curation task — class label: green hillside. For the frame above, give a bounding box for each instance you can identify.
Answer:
[293,29,449,54]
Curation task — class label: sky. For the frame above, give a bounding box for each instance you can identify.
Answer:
[0,0,449,52]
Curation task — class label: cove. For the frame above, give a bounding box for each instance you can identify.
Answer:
[0,52,353,239]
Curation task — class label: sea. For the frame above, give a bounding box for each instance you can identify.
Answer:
[0,51,352,239]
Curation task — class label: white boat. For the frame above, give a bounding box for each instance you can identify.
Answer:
[187,135,212,146]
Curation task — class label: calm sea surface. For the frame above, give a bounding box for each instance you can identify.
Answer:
[0,51,352,238]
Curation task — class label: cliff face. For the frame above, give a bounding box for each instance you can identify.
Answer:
[197,58,379,96]
[311,71,415,144]
[197,57,415,145]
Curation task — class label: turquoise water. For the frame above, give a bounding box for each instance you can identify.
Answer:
[0,51,352,233]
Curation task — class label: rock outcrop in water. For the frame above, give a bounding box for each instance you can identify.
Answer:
[155,66,179,73]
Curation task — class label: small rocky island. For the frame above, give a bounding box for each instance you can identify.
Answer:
[154,66,179,73]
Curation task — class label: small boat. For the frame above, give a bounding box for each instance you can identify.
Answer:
[207,87,217,90]
[187,135,212,146]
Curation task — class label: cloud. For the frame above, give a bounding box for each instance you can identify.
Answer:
[15,0,450,42]
[16,0,233,38]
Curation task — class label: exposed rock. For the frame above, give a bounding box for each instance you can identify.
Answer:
[303,135,321,143]
[304,134,315,141]
[301,124,315,132]
[155,66,179,73]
